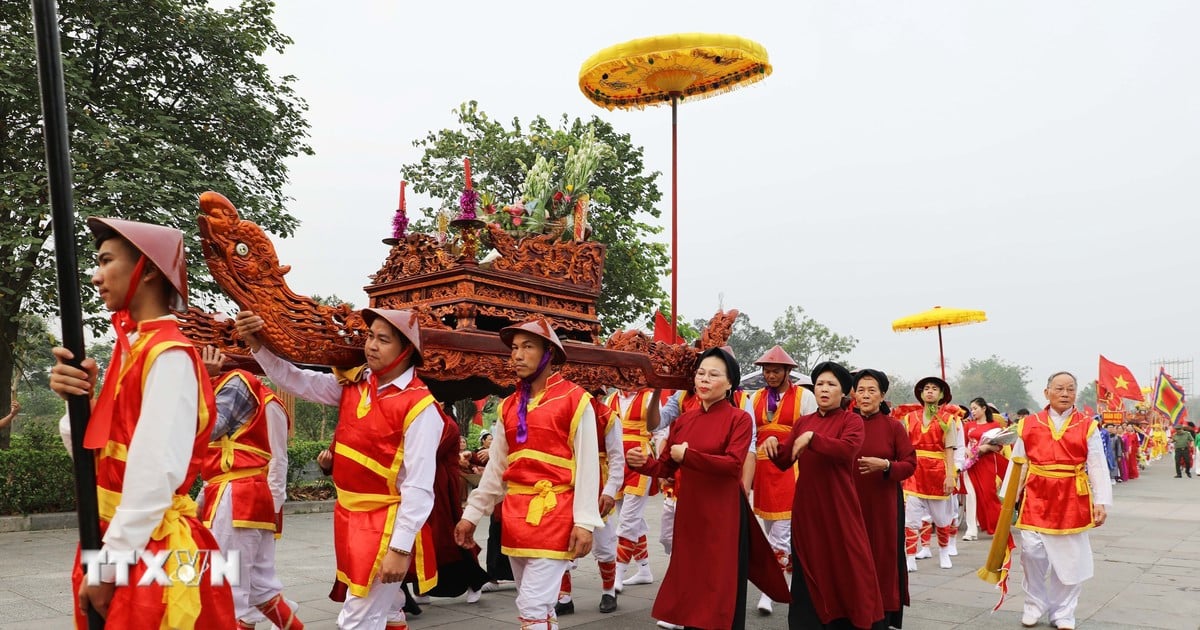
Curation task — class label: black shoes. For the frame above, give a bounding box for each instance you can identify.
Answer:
[555,600,575,616]
[599,593,618,613]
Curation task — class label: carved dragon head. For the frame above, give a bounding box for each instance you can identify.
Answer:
[197,191,291,301]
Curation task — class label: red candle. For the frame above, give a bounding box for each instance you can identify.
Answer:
[399,180,406,210]
[464,157,472,191]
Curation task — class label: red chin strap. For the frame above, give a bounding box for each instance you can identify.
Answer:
[84,255,147,450]
[369,344,415,400]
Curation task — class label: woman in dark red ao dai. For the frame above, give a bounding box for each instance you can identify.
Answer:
[852,369,917,629]
[626,347,788,630]
[762,361,885,629]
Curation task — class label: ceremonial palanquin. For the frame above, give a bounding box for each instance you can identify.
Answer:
[176,191,736,401]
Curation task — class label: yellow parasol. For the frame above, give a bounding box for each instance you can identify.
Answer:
[579,33,772,339]
[892,306,987,380]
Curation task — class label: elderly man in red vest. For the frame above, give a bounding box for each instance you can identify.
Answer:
[1006,372,1111,630]
[237,307,445,630]
[455,318,603,629]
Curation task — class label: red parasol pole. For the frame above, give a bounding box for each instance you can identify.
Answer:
[670,93,679,341]
[937,324,946,380]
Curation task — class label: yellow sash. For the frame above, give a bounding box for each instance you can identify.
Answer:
[509,480,572,526]
[1028,463,1089,496]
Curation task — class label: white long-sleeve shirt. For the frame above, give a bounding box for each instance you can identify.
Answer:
[601,419,626,499]
[461,396,603,532]
[60,325,199,583]
[252,346,440,552]
[265,400,289,511]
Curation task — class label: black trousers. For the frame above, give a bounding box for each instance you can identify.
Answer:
[1176,448,1193,476]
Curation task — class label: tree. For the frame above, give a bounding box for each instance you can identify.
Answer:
[401,101,668,333]
[720,312,774,377]
[951,355,1036,414]
[0,0,311,447]
[884,374,916,408]
[771,306,858,373]
[1076,379,1099,412]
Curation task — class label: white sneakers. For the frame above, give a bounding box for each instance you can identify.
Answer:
[938,546,953,569]
[914,546,932,559]
[656,621,684,629]
[947,537,958,557]
[623,563,654,586]
[906,556,918,572]
[757,593,774,614]
[465,587,482,604]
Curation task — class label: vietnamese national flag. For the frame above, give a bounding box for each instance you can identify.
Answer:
[1098,355,1143,402]
[653,311,684,345]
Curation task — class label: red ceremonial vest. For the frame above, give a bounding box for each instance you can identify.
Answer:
[74,319,232,629]
[591,397,620,498]
[200,370,280,531]
[749,385,806,519]
[500,373,591,559]
[609,389,660,497]
[331,374,441,597]
[902,409,955,499]
[1014,409,1096,535]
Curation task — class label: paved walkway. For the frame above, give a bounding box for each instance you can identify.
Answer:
[2,458,1198,629]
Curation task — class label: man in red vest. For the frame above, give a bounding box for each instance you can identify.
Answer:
[1007,372,1111,630]
[607,387,661,589]
[555,393,625,615]
[49,217,234,628]
[455,318,603,629]
[199,347,303,629]
[237,307,445,630]
[745,345,816,614]
[901,376,960,571]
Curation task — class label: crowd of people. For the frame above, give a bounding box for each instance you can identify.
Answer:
[40,214,1147,629]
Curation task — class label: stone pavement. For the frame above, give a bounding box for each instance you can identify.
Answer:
[2,458,1198,629]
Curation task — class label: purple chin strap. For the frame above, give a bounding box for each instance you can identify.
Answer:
[767,386,781,414]
[516,349,553,444]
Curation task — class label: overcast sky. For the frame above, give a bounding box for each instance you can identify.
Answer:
[230,1,1199,400]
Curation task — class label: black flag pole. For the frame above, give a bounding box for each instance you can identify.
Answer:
[30,1,105,627]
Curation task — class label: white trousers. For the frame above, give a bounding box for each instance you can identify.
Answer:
[207,487,283,621]
[617,493,649,541]
[1019,531,1083,627]
[593,504,618,564]
[511,557,571,628]
[962,472,980,537]
[337,578,402,630]
[761,518,791,555]
[659,497,676,556]
[905,495,956,531]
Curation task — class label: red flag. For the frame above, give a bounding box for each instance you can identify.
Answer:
[1098,355,1143,402]
[1097,384,1123,412]
[653,311,684,344]
[472,398,487,426]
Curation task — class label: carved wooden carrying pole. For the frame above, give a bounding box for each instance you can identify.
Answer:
[179,192,736,401]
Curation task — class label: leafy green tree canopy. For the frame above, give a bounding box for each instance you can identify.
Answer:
[951,355,1037,413]
[1,0,311,446]
[712,306,857,378]
[401,101,668,333]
